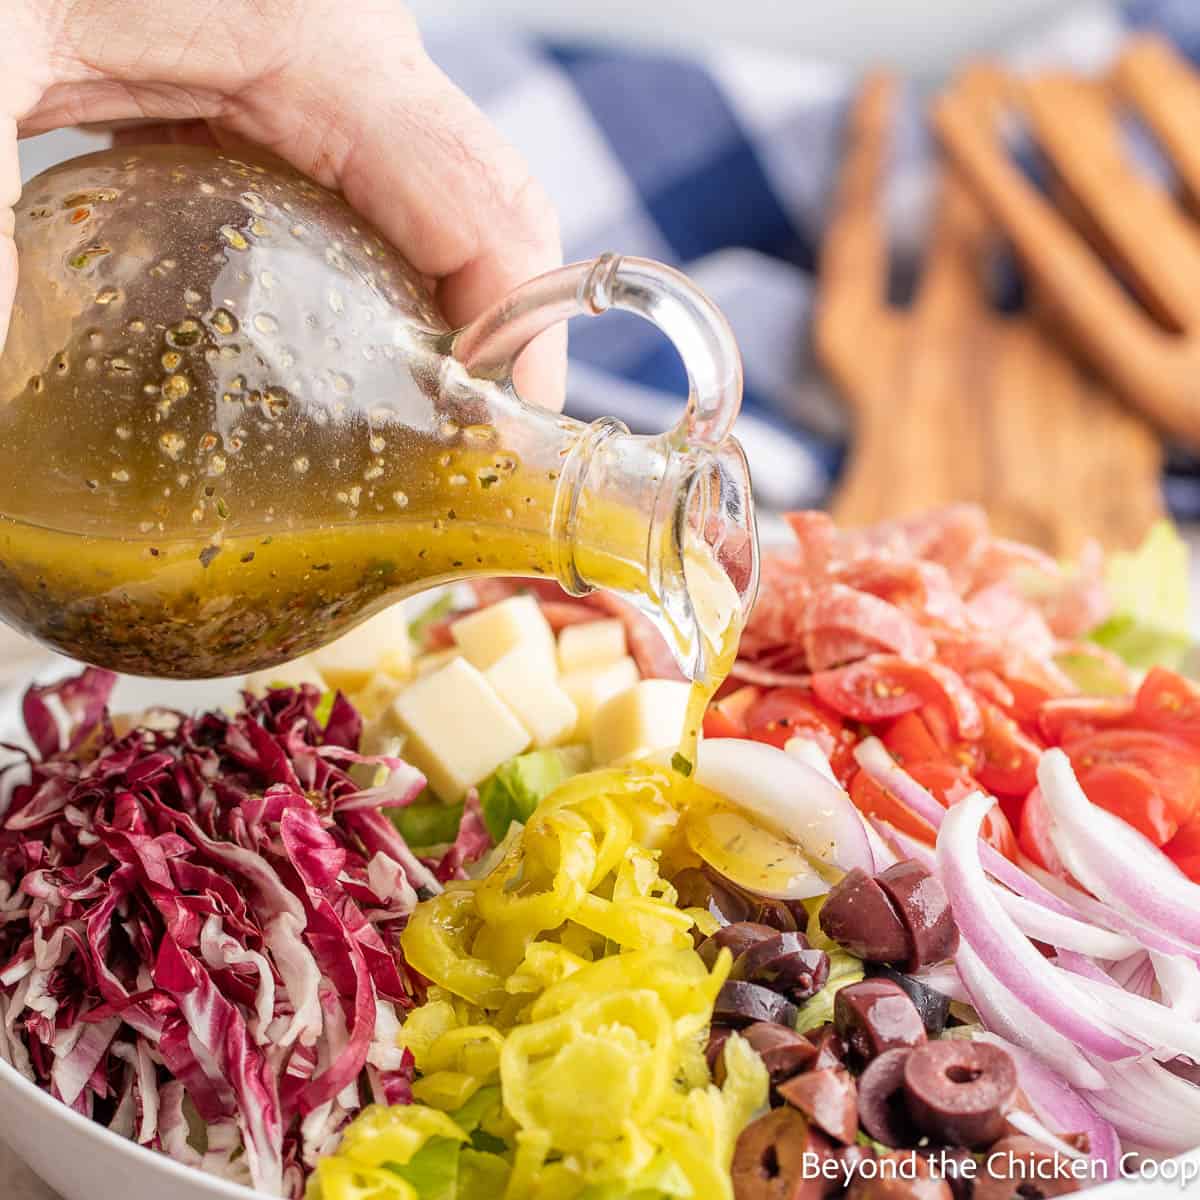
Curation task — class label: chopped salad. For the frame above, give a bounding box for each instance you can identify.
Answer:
[0,505,1197,1199]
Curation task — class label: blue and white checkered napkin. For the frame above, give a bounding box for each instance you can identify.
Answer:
[427,0,1200,517]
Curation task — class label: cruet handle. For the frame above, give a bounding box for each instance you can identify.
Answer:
[450,253,743,447]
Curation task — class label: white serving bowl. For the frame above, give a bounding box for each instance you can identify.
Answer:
[0,661,1197,1200]
[0,1059,256,1200]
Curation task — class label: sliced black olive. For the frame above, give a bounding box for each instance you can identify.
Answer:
[731,1106,835,1200]
[903,1041,1017,1148]
[857,1048,920,1149]
[919,1147,977,1200]
[875,861,958,970]
[777,1066,859,1144]
[699,921,780,967]
[732,932,831,1001]
[867,964,952,1036]
[847,1150,954,1200]
[972,1136,1082,1199]
[807,1023,848,1070]
[674,866,760,926]
[835,979,927,1064]
[820,868,911,962]
[675,866,798,932]
[707,1025,734,1084]
[715,980,799,1028]
[743,1021,820,1084]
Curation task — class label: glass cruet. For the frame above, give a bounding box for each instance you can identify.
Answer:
[0,145,758,680]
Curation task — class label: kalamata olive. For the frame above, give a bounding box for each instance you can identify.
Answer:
[835,979,927,1064]
[778,1066,859,1144]
[699,922,781,967]
[867,965,952,1036]
[732,1107,836,1200]
[820,868,911,962]
[903,1041,1017,1148]
[733,933,831,1001]
[743,1022,820,1084]
[807,1024,848,1070]
[674,867,760,926]
[716,980,800,1028]
[973,1136,1082,1199]
[857,1048,920,1148]
[847,1151,954,1200]
[708,1026,734,1084]
[921,1147,976,1200]
[875,862,958,970]
[676,866,799,932]
[839,1143,877,1185]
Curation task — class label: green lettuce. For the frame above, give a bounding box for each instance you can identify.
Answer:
[1090,521,1193,671]
[477,746,589,842]
[390,797,465,849]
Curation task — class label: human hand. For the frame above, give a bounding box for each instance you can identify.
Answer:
[1,0,566,407]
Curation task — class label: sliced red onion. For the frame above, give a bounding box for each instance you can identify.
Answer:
[937,792,1142,1061]
[1026,863,1200,966]
[879,818,1138,959]
[1056,955,1200,1059]
[1005,1109,1088,1160]
[1108,952,1155,998]
[911,961,970,1005]
[1085,1056,1200,1154]
[1039,749,1200,948]
[974,1031,1120,1179]
[956,939,1105,1091]
[1151,952,1200,1020]
[997,890,1138,960]
[696,737,875,873]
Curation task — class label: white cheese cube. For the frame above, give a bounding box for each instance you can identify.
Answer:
[591,680,693,765]
[557,619,627,674]
[450,595,555,671]
[391,658,530,800]
[243,657,327,696]
[414,648,462,677]
[311,603,412,691]
[560,657,640,740]
[486,648,578,748]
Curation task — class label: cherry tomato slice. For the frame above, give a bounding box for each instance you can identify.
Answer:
[702,685,761,740]
[1134,667,1200,747]
[882,712,944,766]
[850,761,1018,858]
[1164,818,1200,881]
[741,687,857,780]
[1038,696,1135,747]
[1064,729,1200,845]
[975,700,1041,798]
[1018,786,1071,879]
[811,656,982,737]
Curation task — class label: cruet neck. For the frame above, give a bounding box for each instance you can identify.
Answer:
[554,417,759,682]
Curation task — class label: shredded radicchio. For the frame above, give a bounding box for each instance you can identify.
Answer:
[0,671,485,1196]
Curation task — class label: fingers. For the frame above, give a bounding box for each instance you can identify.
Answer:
[33,0,567,408]
[0,116,19,354]
[1021,71,1200,333]
[244,33,567,408]
[814,72,895,396]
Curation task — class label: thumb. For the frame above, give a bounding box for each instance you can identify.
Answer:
[0,116,18,355]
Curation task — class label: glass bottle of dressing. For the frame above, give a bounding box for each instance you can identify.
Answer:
[0,146,757,689]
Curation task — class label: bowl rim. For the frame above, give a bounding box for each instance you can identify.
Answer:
[0,1053,260,1199]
